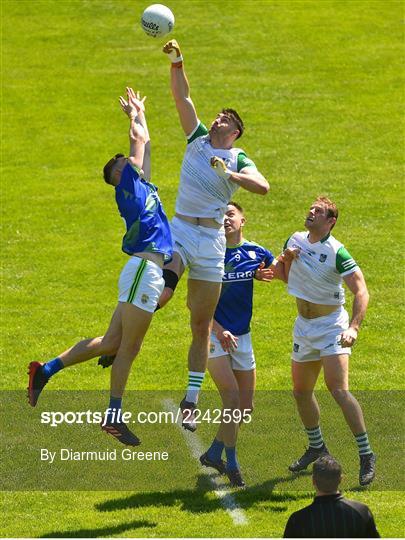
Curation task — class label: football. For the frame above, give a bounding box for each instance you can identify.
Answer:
[141,4,175,38]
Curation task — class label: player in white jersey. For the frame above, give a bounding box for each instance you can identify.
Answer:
[269,197,376,486]
[161,39,269,431]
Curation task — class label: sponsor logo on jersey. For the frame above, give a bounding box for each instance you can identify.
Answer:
[293,343,300,352]
[248,251,257,260]
[319,253,327,262]
[210,343,215,353]
[334,292,340,299]
[223,270,255,281]
[141,294,149,304]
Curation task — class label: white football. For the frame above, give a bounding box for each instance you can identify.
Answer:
[141,4,175,38]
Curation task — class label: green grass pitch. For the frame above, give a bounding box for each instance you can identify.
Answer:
[1,0,404,537]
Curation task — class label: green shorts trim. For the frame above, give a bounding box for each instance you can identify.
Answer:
[127,258,147,303]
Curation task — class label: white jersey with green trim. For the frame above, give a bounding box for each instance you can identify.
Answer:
[285,231,359,305]
[175,121,257,223]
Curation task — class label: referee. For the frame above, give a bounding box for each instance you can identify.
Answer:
[283,456,380,538]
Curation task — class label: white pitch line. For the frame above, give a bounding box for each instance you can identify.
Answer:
[162,398,248,526]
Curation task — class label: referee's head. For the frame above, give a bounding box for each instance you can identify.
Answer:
[313,456,342,494]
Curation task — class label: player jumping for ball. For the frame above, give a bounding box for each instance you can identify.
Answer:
[160,39,270,431]
[269,196,376,486]
[27,88,173,446]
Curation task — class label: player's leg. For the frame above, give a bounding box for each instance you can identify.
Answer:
[322,354,375,485]
[102,257,164,446]
[200,354,238,475]
[222,367,256,488]
[232,333,257,418]
[288,313,330,472]
[204,334,256,488]
[101,302,153,446]
[28,304,123,407]
[289,359,330,472]
[179,278,221,430]
[234,368,256,420]
[187,279,221,373]
[97,253,185,368]
[291,359,322,428]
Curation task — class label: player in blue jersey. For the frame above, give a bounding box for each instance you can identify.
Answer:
[199,202,274,487]
[28,88,173,447]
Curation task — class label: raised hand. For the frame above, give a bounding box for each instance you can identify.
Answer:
[119,88,147,119]
[162,39,183,62]
[127,87,146,114]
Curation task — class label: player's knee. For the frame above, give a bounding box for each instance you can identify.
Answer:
[329,387,350,403]
[293,388,313,401]
[190,319,211,340]
[221,389,240,409]
[118,340,143,360]
[100,334,120,356]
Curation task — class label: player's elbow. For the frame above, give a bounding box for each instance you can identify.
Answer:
[257,180,270,195]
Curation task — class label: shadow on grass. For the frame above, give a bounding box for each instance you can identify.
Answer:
[95,473,310,516]
[40,519,155,538]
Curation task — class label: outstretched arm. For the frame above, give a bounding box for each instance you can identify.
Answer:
[341,269,369,347]
[162,39,198,136]
[126,88,151,181]
[255,248,300,283]
[119,90,146,173]
[210,157,269,195]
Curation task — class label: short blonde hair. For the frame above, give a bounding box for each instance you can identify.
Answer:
[315,196,338,225]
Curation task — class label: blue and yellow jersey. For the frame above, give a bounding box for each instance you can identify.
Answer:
[115,162,173,262]
[214,240,274,335]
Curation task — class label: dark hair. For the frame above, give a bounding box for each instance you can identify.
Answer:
[228,201,244,214]
[313,456,342,493]
[103,153,125,184]
[222,108,244,139]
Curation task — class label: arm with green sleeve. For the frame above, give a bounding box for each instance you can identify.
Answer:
[211,151,269,195]
[337,247,369,348]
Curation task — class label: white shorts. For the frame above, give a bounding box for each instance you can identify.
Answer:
[292,306,352,362]
[209,332,256,371]
[118,256,164,313]
[170,216,226,282]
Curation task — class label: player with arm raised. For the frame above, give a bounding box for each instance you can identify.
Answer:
[27,89,173,447]
[269,196,375,486]
[161,39,269,431]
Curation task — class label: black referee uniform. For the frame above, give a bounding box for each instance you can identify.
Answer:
[283,493,380,538]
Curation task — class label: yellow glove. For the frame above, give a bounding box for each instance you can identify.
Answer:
[162,39,183,63]
[210,156,231,180]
